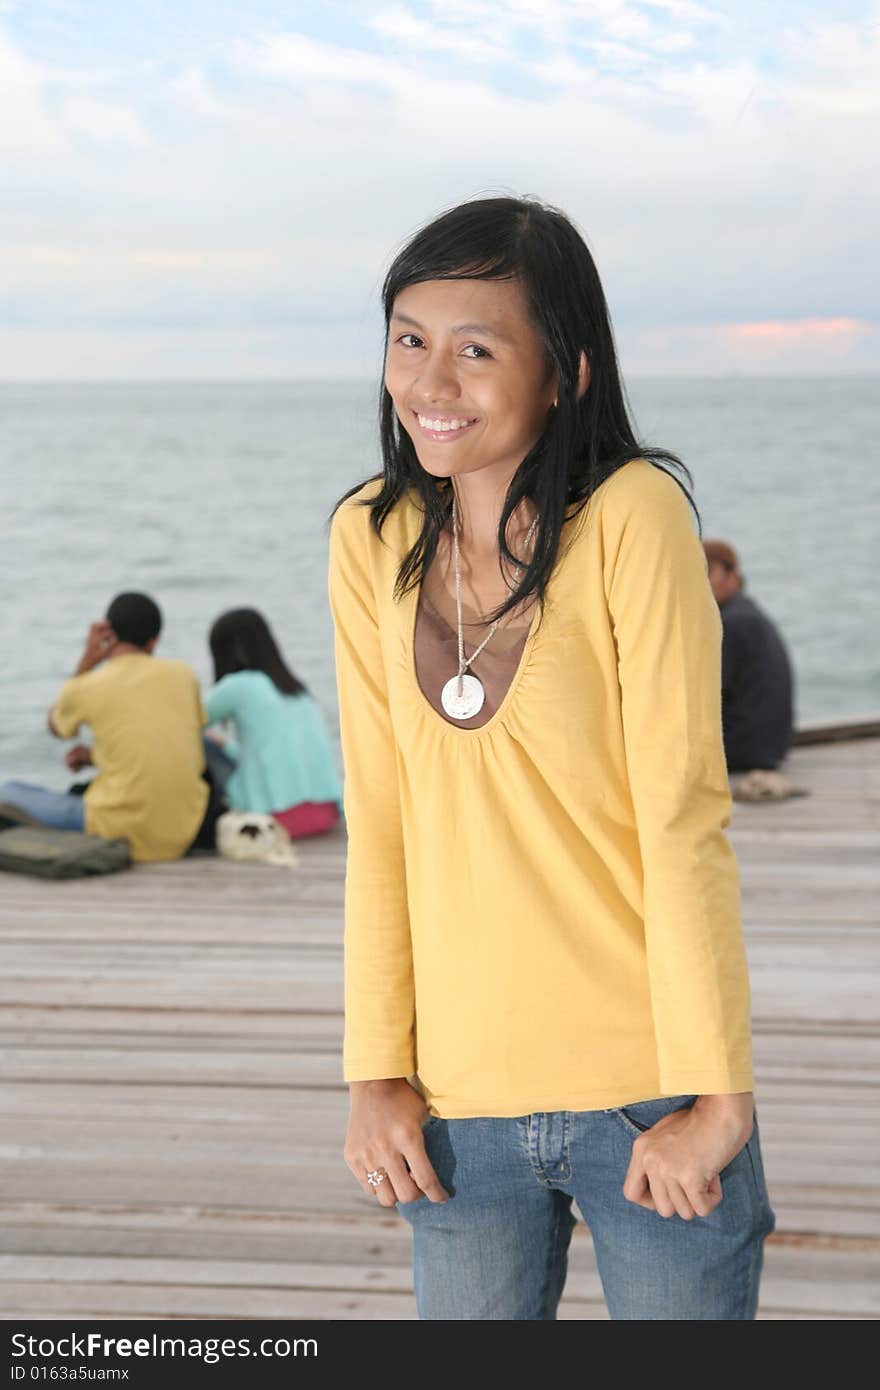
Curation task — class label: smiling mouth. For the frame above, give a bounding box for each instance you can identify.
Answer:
[412,410,479,438]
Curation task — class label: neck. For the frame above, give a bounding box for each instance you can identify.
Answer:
[449,470,537,561]
[110,643,149,659]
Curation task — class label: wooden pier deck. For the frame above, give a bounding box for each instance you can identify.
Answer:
[0,733,878,1320]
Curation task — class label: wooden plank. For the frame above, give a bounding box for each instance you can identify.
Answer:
[0,978,343,1010]
[0,1115,876,1217]
[1,1013,879,1068]
[0,1008,342,1039]
[2,1190,877,1251]
[0,1076,877,1124]
[0,1244,877,1320]
[0,1281,421,1320]
[2,1038,878,1087]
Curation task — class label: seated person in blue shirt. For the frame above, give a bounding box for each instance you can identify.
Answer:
[203,607,343,839]
[703,539,795,773]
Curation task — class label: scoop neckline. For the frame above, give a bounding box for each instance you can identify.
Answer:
[404,519,545,740]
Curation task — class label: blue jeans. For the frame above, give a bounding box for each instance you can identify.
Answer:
[397,1094,776,1320]
[202,737,237,795]
[0,780,86,832]
[0,736,227,842]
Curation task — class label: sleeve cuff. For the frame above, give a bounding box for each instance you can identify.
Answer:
[343,1058,416,1083]
[660,1071,755,1095]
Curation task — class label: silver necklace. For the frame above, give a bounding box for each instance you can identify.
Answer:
[440,494,539,721]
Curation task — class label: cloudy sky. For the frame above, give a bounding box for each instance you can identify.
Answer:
[1,0,878,378]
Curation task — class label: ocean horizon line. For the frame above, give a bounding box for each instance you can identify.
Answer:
[1,371,879,387]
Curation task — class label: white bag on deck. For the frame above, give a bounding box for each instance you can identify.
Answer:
[215,810,300,868]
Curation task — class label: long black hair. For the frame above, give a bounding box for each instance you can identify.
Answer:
[209,608,306,696]
[327,194,697,630]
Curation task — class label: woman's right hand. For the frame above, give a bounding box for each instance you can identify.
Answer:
[345,1078,450,1207]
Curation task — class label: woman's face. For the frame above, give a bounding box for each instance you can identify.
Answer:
[384,276,556,485]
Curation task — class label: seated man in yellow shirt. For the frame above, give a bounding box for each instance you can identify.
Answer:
[0,592,214,863]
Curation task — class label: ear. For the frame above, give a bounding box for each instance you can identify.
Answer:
[552,350,591,407]
[576,350,590,401]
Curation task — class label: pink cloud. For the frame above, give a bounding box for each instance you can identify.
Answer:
[620,317,880,375]
[719,317,872,354]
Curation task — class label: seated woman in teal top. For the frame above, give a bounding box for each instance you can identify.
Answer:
[204,608,343,840]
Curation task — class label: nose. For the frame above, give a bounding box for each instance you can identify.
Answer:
[412,350,461,405]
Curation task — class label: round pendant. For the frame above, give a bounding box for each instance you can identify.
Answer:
[441,672,485,720]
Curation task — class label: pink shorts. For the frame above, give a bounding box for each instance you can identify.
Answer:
[273,801,340,840]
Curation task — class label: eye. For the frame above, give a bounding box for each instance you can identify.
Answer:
[397,333,424,348]
[462,343,492,359]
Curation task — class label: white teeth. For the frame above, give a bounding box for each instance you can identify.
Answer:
[417,414,474,432]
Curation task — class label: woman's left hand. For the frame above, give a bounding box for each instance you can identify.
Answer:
[622,1092,755,1220]
[65,743,93,772]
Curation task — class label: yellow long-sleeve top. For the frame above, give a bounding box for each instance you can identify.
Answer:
[327,457,755,1119]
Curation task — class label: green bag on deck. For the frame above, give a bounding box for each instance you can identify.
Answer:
[0,825,131,879]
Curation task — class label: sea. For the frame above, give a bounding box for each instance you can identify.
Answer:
[1,376,877,785]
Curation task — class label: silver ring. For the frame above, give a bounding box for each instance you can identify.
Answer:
[366,1167,387,1188]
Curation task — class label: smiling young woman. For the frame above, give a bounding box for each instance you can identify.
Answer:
[325,195,776,1321]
